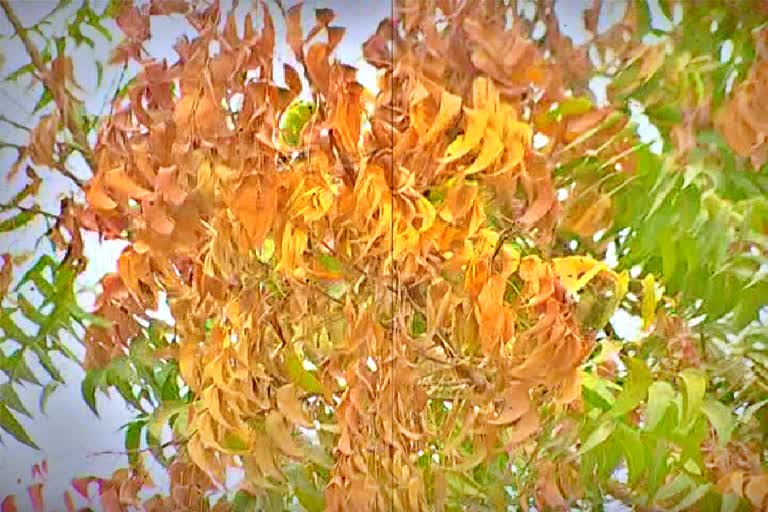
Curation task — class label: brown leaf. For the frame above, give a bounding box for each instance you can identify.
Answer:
[286,4,304,61]
[149,0,188,15]
[0,254,12,297]
[116,5,150,42]
[28,113,59,168]
[276,383,312,428]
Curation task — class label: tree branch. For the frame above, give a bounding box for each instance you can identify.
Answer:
[0,0,95,175]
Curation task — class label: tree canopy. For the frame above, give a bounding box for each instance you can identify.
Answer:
[1,0,767,511]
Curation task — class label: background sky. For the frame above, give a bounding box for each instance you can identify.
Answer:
[0,0,659,508]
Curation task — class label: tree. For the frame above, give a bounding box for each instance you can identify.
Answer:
[1,0,767,510]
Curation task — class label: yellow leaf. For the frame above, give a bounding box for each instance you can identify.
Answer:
[441,108,490,163]
[552,256,608,295]
[464,129,503,175]
[422,89,462,145]
[641,274,658,330]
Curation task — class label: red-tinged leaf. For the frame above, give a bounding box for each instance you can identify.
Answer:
[286,4,304,61]
[71,477,97,500]
[64,491,76,512]
[116,5,150,42]
[149,0,188,15]
[1,496,18,512]
[27,483,43,512]
[100,487,121,512]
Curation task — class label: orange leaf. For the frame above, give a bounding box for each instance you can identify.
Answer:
[27,484,43,512]
[104,167,152,201]
[1,496,18,512]
[276,383,312,428]
[286,4,304,61]
[231,174,277,249]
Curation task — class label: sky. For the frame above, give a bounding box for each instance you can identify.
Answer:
[0,0,653,509]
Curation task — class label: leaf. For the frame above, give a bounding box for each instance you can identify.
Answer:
[284,349,325,395]
[276,384,312,428]
[0,383,31,418]
[316,253,343,276]
[609,358,652,418]
[670,483,712,512]
[0,211,34,233]
[27,484,43,512]
[286,465,326,512]
[81,370,101,416]
[38,382,59,414]
[0,496,18,512]
[700,399,734,447]
[124,420,143,467]
[147,400,187,440]
[579,420,615,455]
[645,381,675,432]
[641,273,658,330]
[679,368,707,434]
[616,423,647,485]
[33,88,53,113]
[0,404,38,449]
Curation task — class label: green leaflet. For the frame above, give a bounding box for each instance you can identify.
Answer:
[579,420,615,455]
[124,420,144,467]
[0,211,34,232]
[644,381,676,432]
[609,358,652,418]
[284,348,325,395]
[678,368,707,434]
[280,100,316,147]
[147,400,188,440]
[700,399,734,447]
[0,403,38,450]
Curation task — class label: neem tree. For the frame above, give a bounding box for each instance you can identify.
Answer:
[1,0,767,510]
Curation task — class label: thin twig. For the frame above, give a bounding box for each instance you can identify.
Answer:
[0,0,95,174]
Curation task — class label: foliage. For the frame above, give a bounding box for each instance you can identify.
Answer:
[0,0,767,511]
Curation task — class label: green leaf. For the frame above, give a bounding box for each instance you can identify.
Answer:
[317,253,343,275]
[616,423,647,485]
[700,399,734,447]
[0,403,38,449]
[81,370,101,416]
[221,431,250,452]
[719,493,741,512]
[670,483,712,512]
[635,0,652,35]
[579,420,615,455]
[0,383,31,418]
[33,88,53,113]
[124,420,143,467]
[286,465,326,512]
[284,349,325,395]
[232,491,259,512]
[645,381,676,431]
[678,368,707,433]
[655,472,694,504]
[0,211,34,233]
[38,381,59,414]
[609,358,652,418]
[1,349,40,385]
[3,63,34,81]
[147,400,187,440]
[410,312,427,337]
